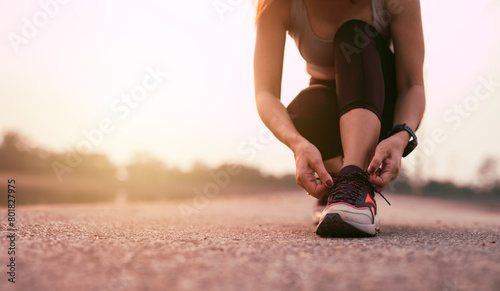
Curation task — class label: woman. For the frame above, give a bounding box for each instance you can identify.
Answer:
[253,0,425,237]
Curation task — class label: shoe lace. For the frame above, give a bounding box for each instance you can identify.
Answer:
[331,171,391,206]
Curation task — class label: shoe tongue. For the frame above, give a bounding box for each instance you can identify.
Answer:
[339,165,364,175]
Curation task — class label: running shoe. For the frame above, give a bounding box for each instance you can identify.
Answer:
[316,165,390,237]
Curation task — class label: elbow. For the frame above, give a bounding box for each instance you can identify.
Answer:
[255,89,280,111]
[254,91,266,116]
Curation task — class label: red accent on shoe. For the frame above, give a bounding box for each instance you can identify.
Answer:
[365,195,376,207]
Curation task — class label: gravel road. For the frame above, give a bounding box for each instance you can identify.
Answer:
[1,191,499,291]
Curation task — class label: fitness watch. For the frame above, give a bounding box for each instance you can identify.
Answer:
[387,123,418,157]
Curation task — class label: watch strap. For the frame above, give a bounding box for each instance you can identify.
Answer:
[387,124,418,157]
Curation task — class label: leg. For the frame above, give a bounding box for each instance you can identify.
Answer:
[340,109,380,169]
[316,20,396,237]
[334,20,387,169]
[323,156,343,174]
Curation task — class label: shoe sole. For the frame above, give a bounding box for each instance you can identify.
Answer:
[315,203,379,237]
[316,213,376,237]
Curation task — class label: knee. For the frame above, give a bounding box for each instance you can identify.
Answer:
[334,19,378,47]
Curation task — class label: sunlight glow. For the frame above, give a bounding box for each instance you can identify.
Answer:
[1,0,499,184]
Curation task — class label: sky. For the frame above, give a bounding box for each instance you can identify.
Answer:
[1,0,499,185]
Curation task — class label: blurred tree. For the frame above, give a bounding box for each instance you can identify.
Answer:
[126,151,168,181]
[0,131,117,178]
[477,157,500,190]
[0,131,52,173]
[72,153,117,179]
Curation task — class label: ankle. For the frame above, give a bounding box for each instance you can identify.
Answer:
[342,160,369,171]
[340,164,365,173]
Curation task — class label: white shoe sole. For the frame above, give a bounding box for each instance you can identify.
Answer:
[316,203,379,237]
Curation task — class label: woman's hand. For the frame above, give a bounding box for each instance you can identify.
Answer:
[292,139,334,199]
[367,134,407,191]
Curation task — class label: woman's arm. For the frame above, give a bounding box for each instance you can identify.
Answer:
[254,0,333,197]
[368,0,426,189]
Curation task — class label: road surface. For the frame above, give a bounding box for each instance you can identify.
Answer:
[1,191,500,291]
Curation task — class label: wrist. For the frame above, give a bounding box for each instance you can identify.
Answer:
[390,131,410,153]
[287,134,308,153]
[387,123,418,157]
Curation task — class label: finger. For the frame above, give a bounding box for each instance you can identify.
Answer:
[309,183,328,199]
[294,158,311,189]
[298,171,329,198]
[300,176,317,194]
[310,159,333,188]
[296,168,316,192]
[368,149,385,174]
[369,173,386,190]
[378,160,399,181]
[371,166,397,190]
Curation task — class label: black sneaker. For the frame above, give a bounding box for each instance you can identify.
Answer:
[316,165,390,237]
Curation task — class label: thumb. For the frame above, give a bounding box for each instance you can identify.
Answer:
[368,149,384,174]
[310,183,329,199]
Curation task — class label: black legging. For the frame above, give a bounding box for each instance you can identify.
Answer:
[287,20,398,161]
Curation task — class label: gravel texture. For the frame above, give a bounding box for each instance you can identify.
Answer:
[1,191,499,291]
